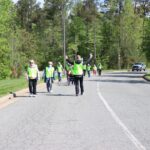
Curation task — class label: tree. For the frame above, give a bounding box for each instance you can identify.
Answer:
[120,0,143,68]
[0,0,15,79]
[16,0,39,31]
[142,19,150,60]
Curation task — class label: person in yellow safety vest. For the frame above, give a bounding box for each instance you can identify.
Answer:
[67,64,74,85]
[87,64,91,77]
[66,54,93,96]
[26,60,40,97]
[44,61,55,93]
[65,63,71,81]
[93,64,97,76]
[83,64,87,76]
[97,62,102,76]
[57,62,63,83]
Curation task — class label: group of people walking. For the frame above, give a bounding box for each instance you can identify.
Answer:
[83,63,103,77]
[26,54,102,97]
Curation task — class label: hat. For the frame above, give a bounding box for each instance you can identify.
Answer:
[29,60,34,63]
[48,61,53,65]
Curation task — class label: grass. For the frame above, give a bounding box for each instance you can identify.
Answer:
[0,75,64,97]
[144,73,150,80]
[0,77,28,97]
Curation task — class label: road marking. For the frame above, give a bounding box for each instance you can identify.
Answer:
[97,82,146,150]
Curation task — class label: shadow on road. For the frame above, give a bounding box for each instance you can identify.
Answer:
[102,74,143,78]
[37,91,48,94]
[85,72,149,84]
[106,71,146,75]
[15,95,31,98]
[47,93,75,97]
[98,79,149,84]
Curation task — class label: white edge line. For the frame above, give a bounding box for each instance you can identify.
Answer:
[96,82,146,150]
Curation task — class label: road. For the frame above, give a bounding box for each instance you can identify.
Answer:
[0,71,150,150]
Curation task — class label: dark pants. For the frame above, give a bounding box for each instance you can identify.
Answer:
[87,71,91,77]
[74,75,84,95]
[29,79,37,94]
[58,72,62,82]
[46,78,53,92]
[98,69,102,76]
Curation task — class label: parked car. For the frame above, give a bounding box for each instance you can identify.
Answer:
[132,63,146,71]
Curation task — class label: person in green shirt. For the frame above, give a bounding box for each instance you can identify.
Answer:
[97,63,102,76]
[83,64,87,76]
[87,64,91,77]
[44,61,54,93]
[66,54,93,96]
[26,60,40,97]
[57,62,63,84]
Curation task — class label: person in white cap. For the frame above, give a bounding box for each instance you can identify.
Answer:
[26,60,40,97]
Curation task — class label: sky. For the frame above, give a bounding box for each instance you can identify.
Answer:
[12,0,104,8]
[12,0,104,4]
[12,0,44,6]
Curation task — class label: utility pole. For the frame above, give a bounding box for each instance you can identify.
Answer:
[94,22,97,64]
[62,2,66,68]
[118,0,122,70]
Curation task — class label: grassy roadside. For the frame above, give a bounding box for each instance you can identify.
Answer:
[0,77,28,97]
[144,73,150,80]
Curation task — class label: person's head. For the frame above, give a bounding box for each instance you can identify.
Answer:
[48,61,53,67]
[29,59,34,66]
[76,55,81,61]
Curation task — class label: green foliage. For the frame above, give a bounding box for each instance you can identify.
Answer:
[0,0,14,79]
[142,19,150,60]
[0,0,149,81]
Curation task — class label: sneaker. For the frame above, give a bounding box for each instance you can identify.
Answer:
[29,94,32,97]
[32,94,36,97]
[50,90,53,93]
[76,94,79,96]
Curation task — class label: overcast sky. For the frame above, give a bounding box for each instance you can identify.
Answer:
[12,0,104,4]
[12,0,44,5]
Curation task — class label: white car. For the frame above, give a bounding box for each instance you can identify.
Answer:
[132,63,146,71]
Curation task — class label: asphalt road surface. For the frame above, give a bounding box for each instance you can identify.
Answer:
[0,71,150,150]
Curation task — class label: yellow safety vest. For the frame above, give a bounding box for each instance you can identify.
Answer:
[57,65,63,73]
[73,62,83,75]
[46,67,54,78]
[93,66,97,71]
[27,67,38,79]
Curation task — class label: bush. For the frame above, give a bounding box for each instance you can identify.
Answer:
[0,64,11,80]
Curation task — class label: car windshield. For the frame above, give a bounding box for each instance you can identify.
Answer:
[134,63,143,65]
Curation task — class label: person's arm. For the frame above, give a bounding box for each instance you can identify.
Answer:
[66,55,74,65]
[83,53,93,65]
[25,67,29,80]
